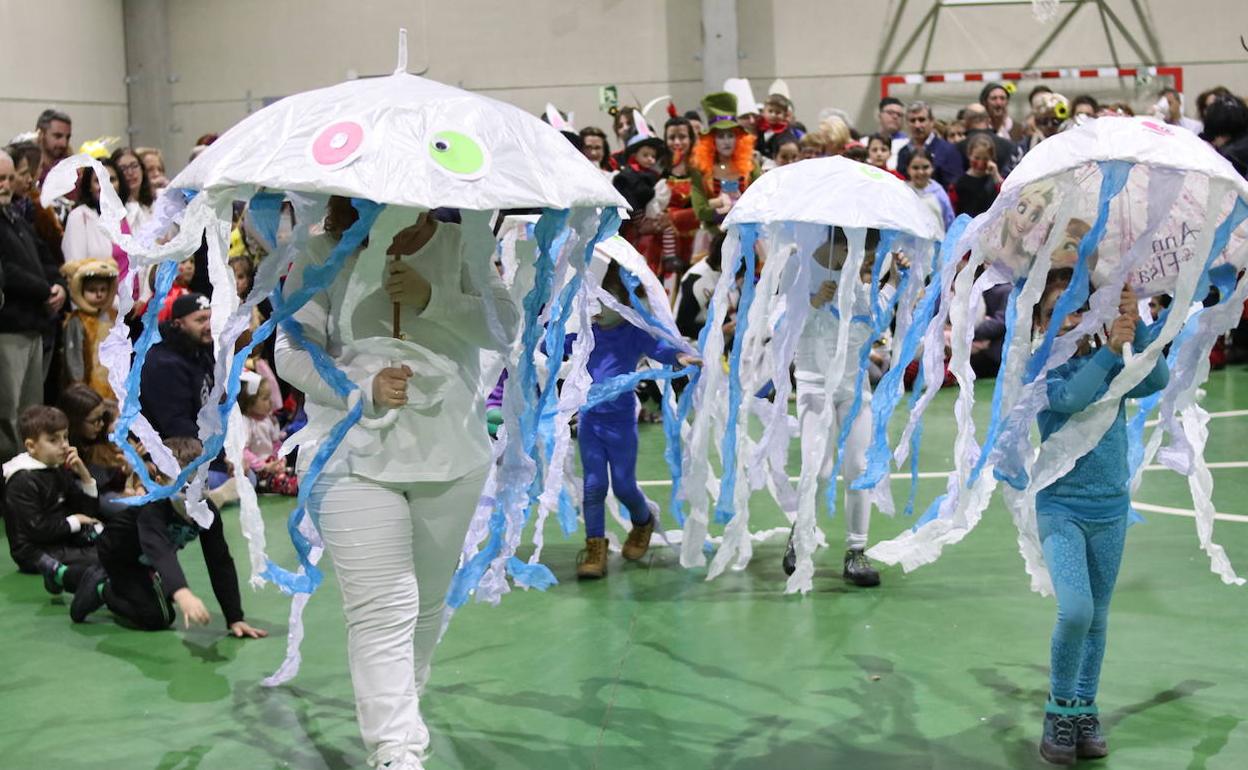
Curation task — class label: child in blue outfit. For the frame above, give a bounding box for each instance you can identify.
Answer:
[1033,268,1169,765]
[576,262,699,579]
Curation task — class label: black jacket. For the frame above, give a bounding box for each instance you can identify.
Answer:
[971,281,1012,378]
[3,461,99,572]
[0,206,61,334]
[98,499,245,625]
[140,325,215,440]
[613,166,662,214]
[957,129,1020,179]
[1219,134,1248,178]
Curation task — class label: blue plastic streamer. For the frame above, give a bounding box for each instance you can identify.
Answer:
[618,266,679,345]
[582,365,695,412]
[1024,161,1132,385]
[904,357,926,516]
[257,198,384,594]
[714,223,760,524]
[973,277,1026,487]
[824,230,903,517]
[448,207,619,606]
[557,487,579,536]
[448,211,567,609]
[506,556,559,590]
[854,215,971,491]
[663,282,720,527]
[913,493,946,530]
[111,259,179,493]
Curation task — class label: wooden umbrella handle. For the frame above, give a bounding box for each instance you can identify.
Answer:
[392,253,402,339]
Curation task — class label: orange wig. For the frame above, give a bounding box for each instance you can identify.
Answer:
[690,129,756,192]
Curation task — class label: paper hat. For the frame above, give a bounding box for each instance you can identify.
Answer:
[722,78,760,115]
[767,79,791,100]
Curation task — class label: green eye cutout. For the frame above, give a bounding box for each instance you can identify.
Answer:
[858,164,887,182]
[429,131,487,179]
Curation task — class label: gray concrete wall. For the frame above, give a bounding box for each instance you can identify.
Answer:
[0,0,128,153]
[3,0,1244,173]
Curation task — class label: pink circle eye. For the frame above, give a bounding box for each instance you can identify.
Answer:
[311,121,365,167]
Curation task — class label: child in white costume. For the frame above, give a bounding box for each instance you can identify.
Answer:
[275,200,519,770]
[784,231,906,587]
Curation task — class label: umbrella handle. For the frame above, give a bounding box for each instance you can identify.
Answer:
[392,253,402,339]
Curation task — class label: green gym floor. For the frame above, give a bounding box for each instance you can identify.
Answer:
[2,372,1246,770]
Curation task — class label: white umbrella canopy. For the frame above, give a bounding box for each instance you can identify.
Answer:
[969,116,1248,291]
[1000,115,1248,196]
[724,156,943,240]
[170,57,625,211]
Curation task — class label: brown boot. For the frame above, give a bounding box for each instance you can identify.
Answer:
[621,516,655,561]
[576,537,609,579]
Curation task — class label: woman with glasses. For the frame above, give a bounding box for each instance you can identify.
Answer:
[110,147,155,232]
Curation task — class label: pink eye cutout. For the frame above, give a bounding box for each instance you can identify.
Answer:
[311,121,366,168]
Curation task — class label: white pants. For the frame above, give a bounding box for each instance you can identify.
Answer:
[795,379,872,550]
[312,467,487,765]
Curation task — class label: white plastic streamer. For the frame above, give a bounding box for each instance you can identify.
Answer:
[785,227,868,592]
[679,228,743,568]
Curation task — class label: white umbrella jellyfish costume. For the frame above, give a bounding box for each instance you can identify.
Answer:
[866,117,1248,592]
[43,32,627,690]
[675,157,944,593]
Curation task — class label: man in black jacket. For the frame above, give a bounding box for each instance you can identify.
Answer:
[0,150,66,464]
[140,292,214,440]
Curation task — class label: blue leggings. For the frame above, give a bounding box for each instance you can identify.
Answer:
[1039,509,1128,703]
[579,414,652,538]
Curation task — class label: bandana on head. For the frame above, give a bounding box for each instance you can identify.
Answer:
[170,292,210,320]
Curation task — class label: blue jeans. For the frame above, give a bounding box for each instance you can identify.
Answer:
[1038,508,1128,703]
[207,468,256,489]
[578,413,652,538]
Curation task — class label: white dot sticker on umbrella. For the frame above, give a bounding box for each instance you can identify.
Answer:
[310,120,366,169]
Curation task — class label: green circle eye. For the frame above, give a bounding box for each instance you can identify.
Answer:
[858,164,887,181]
[429,131,486,178]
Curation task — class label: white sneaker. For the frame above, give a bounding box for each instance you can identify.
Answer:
[382,754,424,770]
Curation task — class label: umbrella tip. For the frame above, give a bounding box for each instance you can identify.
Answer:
[394,27,408,75]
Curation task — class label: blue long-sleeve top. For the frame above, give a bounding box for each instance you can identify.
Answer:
[1036,321,1169,518]
[575,321,682,421]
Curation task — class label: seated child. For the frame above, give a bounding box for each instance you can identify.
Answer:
[2,405,101,594]
[239,372,297,496]
[59,383,131,519]
[64,437,267,637]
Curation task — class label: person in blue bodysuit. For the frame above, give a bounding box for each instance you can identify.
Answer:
[575,262,700,579]
[1032,267,1169,766]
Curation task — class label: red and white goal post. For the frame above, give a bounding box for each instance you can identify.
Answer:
[880,66,1184,120]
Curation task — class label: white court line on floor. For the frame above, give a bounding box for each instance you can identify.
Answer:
[637,461,1248,487]
[637,471,1248,523]
[1144,408,1248,427]
[1129,501,1248,524]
